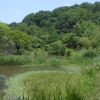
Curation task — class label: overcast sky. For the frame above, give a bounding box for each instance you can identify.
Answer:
[0,0,97,24]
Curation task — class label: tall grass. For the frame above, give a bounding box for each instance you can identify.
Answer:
[3,86,84,100]
[1,49,99,100]
[2,67,98,100]
[0,55,32,66]
[82,67,96,77]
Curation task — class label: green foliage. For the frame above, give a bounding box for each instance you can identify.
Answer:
[62,33,79,49]
[93,55,100,70]
[47,40,66,56]
[33,10,52,27]
[9,22,19,29]
[3,2,100,54]
[48,58,62,67]
[66,50,71,57]
[80,2,94,10]
[73,20,97,37]
[0,55,32,66]
[32,37,42,48]
[8,30,32,54]
[0,22,10,52]
[17,49,25,55]
[55,11,80,33]
[22,13,35,26]
[82,67,96,77]
[52,6,70,17]
[66,87,83,100]
[25,25,39,35]
[1,2,100,55]
[92,2,100,13]
[82,49,97,58]
[78,37,91,49]
[91,11,100,24]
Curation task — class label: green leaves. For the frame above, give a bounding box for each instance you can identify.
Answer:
[8,30,32,54]
[47,40,66,56]
[0,22,10,52]
[73,20,97,37]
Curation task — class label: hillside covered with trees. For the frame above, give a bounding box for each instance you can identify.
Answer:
[1,1,100,55]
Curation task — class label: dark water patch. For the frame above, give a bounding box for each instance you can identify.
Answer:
[0,65,63,77]
[0,66,31,77]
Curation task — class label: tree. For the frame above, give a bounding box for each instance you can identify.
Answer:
[47,40,66,56]
[52,6,70,17]
[91,11,100,24]
[80,2,94,10]
[22,13,35,26]
[93,2,100,13]
[8,30,32,53]
[9,22,19,29]
[34,10,52,27]
[25,25,39,35]
[73,20,97,38]
[62,33,79,49]
[55,8,80,33]
[0,22,10,53]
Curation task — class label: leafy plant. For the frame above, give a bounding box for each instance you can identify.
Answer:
[82,49,97,58]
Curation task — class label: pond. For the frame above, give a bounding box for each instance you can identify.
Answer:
[0,65,65,78]
[0,65,82,99]
[0,65,82,78]
[0,66,34,77]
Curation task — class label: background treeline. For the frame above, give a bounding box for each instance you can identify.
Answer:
[1,2,100,55]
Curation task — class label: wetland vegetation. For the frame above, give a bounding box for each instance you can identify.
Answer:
[0,1,100,100]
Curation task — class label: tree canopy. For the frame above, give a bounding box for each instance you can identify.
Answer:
[1,1,100,55]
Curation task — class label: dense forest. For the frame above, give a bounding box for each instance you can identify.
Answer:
[1,1,100,55]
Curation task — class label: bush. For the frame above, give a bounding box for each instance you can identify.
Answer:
[66,50,71,57]
[82,49,97,58]
[82,67,96,77]
[0,55,32,66]
[48,58,62,67]
[47,41,66,56]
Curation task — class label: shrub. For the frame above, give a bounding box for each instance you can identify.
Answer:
[66,50,71,57]
[82,67,96,77]
[48,58,62,67]
[82,49,97,58]
[47,41,66,56]
[0,56,32,66]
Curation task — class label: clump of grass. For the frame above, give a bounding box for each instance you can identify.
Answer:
[82,67,96,77]
[82,49,97,58]
[66,50,71,57]
[66,87,83,100]
[0,55,32,66]
[4,70,99,100]
[6,86,84,100]
[47,58,62,67]
[33,56,47,66]
[4,71,82,99]
[93,55,100,70]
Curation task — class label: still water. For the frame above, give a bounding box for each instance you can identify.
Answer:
[0,65,62,77]
[0,66,34,77]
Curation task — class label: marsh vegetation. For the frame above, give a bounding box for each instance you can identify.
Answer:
[0,1,100,100]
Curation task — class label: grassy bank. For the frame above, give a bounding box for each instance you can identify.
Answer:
[0,49,97,67]
[0,49,100,100]
[3,68,99,100]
